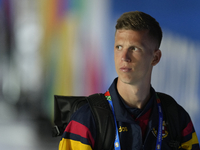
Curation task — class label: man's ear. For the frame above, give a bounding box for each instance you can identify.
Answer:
[152,49,162,66]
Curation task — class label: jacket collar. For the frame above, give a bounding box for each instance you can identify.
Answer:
[108,78,159,126]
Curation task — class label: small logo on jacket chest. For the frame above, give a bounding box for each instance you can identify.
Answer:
[118,126,128,132]
[152,121,168,139]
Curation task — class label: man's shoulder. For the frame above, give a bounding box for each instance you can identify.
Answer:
[157,92,188,114]
[71,103,95,122]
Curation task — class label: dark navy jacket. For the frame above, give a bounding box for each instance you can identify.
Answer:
[59,78,199,150]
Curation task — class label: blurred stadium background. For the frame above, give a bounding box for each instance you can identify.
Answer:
[0,0,199,149]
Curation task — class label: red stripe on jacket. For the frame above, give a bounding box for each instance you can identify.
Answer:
[182,121,193,137]
[64,120,95,148]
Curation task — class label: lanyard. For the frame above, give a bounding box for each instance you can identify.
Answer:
[155,94,163,150]
[105,91,121,150]
[104,91,163,150]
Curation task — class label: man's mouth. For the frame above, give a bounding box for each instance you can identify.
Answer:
[120,67,132,72]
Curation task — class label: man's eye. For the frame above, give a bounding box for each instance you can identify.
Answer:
[116,45,122,50]
[134,47,139,51]
[130,46,139,51]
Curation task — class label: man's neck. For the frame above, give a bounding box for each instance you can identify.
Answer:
[117,79,151,109]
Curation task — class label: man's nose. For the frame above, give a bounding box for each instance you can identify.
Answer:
[121,50,131,62]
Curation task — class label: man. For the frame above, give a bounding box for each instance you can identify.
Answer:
[59,11,199,150]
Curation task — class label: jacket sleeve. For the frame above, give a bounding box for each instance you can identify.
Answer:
[58,104,97,150]
[179,106,199,150]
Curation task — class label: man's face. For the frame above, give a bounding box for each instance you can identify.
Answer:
[114,29,160,85]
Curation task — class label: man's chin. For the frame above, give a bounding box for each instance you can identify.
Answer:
[118,77,134,85]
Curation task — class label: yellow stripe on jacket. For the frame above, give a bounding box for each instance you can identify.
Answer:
[59,138,92,150]
[181,132,199,150]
